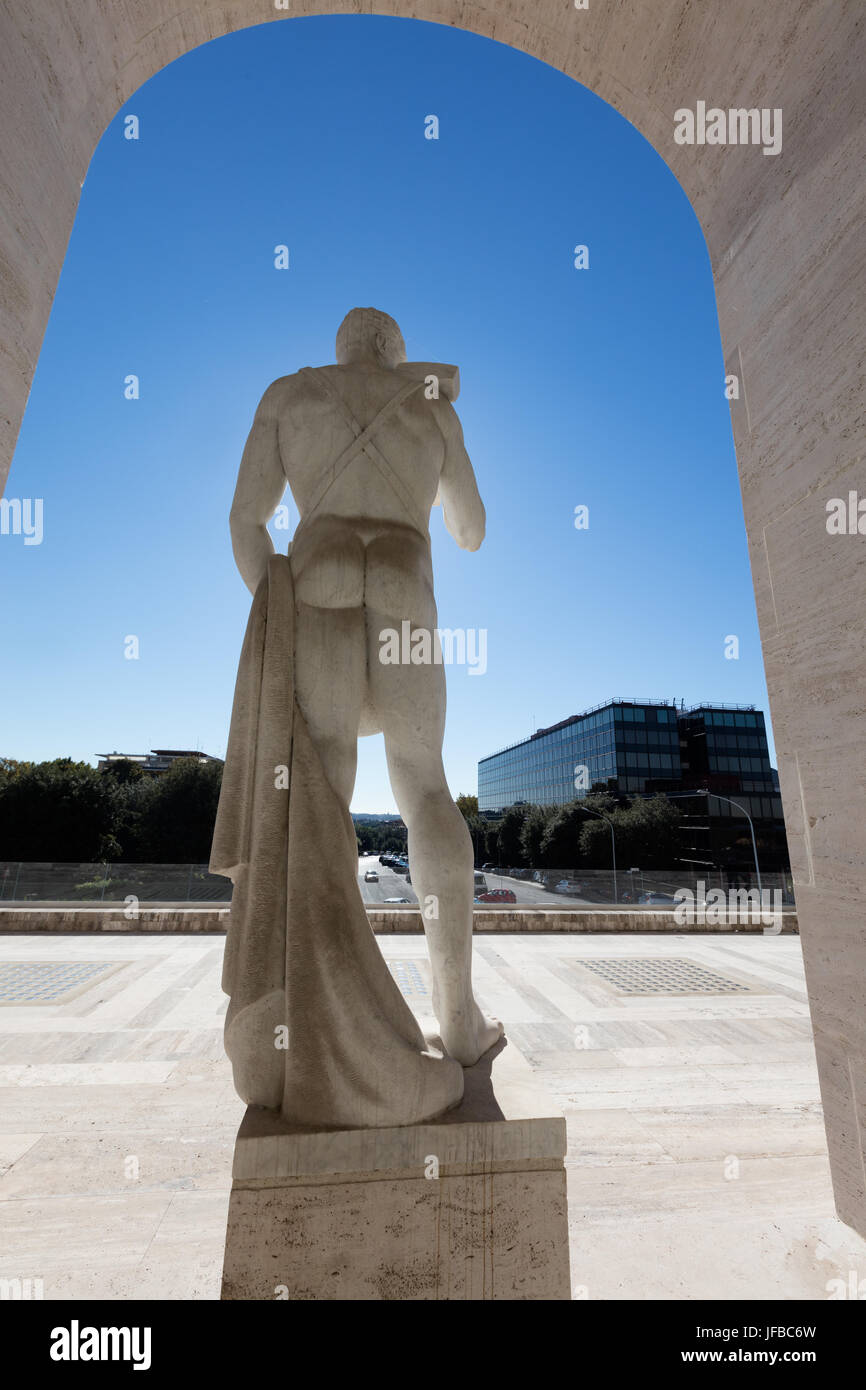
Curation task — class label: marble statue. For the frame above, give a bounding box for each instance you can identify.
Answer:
[211,308,502,1129]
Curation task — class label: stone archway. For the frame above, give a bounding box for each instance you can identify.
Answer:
[1,1,864,1235]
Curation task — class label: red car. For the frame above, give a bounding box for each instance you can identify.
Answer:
[475,888,517,904]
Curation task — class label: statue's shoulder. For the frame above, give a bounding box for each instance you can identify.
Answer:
[269,365,350,403]
[255,370,323,414]
[394,362,460,401]
[265,369,314,395]
[258,363,461,405]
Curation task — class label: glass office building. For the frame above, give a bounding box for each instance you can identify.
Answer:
[478,699,682,811]
[478,698,788,871]
[676,706,785,867]
[678,706,777,811]
[479,699,782,819]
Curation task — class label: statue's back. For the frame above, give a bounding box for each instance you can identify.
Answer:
[277,362,457,536]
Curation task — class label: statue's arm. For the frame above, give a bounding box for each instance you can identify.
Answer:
[436,402,485,552]
[229,381,287,595]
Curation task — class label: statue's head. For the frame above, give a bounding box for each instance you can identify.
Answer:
[336,308,407,369]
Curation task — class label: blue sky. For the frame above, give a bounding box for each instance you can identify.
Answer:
[0,14,773,812]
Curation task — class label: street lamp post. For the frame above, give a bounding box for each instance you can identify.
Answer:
[576,802,618,904]
[668,789,762,896]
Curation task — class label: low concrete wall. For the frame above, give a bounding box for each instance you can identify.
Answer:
[0,906,797,934]
[374,909,798,934]
[0,906,230,932]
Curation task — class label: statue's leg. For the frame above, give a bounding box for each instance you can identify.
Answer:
[294,600,365,804]
[366,604,502,1066]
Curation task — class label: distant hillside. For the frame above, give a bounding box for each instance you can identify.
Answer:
[351,813,403,823]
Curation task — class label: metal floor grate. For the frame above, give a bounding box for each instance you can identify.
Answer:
[0,961,123,1004]
[579,957,751,995]
[388,960,429,999]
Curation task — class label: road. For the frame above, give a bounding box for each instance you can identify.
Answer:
[356,854,583,907]
[357,854,417,905]
[356,857,793,914]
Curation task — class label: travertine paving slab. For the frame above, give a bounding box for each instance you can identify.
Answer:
[0,1129,236,1198]
[0,932,864,1299]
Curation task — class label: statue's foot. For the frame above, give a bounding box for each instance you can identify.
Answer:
[439,1000,504,1067]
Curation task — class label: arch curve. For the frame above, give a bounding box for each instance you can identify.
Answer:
[1,1,865,1238]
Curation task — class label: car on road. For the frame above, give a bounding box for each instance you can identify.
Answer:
[475,888,517,904]
[638,891,679,906]
[473,871,488,892]
[364,869,379,882]
[481,863,497,873]
[384,896,410,904]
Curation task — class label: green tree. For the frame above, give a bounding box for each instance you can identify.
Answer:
[464,814,488,866]
[618,794,683,867]
[0,758,122,861]
[134,757,223,862]
[351,819,407,855]
[579,794,683,870]
[455,793,479,819]
[496,805,527,868]
[100,757,145,785]
[539,804,585,869]
[98,759,148,859]
[582,789,620,817]
[0,758,33,786]
[520,804,552,868]
[356,823,375,854]
[578,817,616,869]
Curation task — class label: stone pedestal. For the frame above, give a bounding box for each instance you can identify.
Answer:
[221,1039,570,1300]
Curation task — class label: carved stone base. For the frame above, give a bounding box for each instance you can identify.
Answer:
[221,1039,571,1300]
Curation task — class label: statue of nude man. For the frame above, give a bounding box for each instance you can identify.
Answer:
[228,307,502,1068]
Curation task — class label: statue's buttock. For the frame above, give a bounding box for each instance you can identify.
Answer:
[291,514,435,622]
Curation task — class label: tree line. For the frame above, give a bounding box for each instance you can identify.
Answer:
[0,757,223,863]
[456,790,684,870]
[353,820,408,855]
[0,757,682,870]
[0,756,414,864]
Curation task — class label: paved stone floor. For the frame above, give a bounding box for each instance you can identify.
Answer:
[0,932,864,1300]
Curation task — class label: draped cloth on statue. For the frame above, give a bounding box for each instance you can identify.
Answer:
[210,553,464,1129]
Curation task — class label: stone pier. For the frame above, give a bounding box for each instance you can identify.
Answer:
[221,1040,570,1300]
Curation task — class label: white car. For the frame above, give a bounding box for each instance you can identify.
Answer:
[364,870,378,882]
[384,896,410,904]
